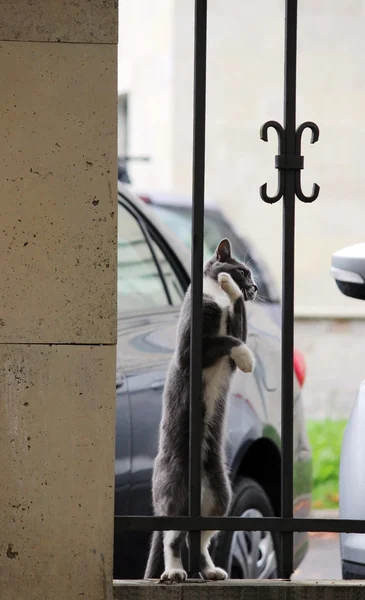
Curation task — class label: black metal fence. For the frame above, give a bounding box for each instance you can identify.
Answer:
[115,0,365,580]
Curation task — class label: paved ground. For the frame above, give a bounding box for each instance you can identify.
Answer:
[292,532,342,580]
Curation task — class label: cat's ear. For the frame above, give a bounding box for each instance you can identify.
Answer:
[216,238,232,262]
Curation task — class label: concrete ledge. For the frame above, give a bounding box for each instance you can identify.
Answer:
[114,580,365,600]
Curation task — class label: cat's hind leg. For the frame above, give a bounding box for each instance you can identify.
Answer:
[161,531,187,582]
[200,530,228,580]
[200,486,229,580]
[144,530,164,579]
[184,529,227,580]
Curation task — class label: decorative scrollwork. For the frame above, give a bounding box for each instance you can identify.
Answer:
[260,121,285,204]
[260,119,320,204]
[295,122,320,203]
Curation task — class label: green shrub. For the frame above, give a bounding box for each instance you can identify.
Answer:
[306,419,347,509]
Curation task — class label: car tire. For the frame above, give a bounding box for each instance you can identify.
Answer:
[215,477,279,579]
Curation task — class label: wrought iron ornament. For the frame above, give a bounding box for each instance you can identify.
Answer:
[260,120,320,204]
[259,0,320,580]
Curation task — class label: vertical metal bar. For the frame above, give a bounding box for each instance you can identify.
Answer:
[188,0,207,579]
[280,0,297,579]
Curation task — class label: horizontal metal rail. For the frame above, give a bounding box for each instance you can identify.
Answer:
[115,516,365,534]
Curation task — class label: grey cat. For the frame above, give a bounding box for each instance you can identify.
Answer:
[144,238,257,582]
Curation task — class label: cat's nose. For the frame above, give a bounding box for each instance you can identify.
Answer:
[252,284,258,292]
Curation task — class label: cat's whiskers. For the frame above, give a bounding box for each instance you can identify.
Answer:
[252,293,266,305]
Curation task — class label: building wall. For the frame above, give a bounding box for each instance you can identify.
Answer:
[118,0,175,189]
[173,0,365,317]
[119,0,365,316]
[295,318,365,421]
[118,1,365,422]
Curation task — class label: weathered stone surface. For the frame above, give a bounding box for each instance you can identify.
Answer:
[0,0,117,43]
[113,580,365,600]
[0,344,116,600]
[0,41,117,344]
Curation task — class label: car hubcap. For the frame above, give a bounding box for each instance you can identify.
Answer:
[227,508,278,579]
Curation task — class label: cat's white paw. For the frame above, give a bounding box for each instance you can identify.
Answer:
[231,344,255,373]
[203,567,228,581]
[218,272,242,302]
[160,569,187,583]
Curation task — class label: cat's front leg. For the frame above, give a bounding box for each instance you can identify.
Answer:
[218,272,242,302]
[202,335,255,372]
[230,343,255,373]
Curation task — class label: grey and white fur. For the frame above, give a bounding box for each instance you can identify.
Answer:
[144,238,257,582]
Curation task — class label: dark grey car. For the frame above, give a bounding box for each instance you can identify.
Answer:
[114,183,312,580]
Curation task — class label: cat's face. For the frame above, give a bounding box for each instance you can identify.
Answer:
[204,238,258,301]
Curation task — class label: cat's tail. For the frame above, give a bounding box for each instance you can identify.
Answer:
[144,530,164,579]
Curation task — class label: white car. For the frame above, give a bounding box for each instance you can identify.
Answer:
[331,243,365,579]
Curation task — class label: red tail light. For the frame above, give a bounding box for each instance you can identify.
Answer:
[138,195,152,204]
[294,348,306,388]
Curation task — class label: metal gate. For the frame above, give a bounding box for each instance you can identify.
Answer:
[115,0,365,580]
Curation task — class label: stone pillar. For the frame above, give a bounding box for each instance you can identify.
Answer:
[0,3,118,599]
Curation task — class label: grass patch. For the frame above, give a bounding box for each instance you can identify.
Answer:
[306,419,347,509]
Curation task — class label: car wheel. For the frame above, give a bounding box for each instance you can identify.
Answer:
[215,477,279,579]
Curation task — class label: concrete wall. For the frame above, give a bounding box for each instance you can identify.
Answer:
[114,580,365,600]
[0,2,117,599]
[295,318,365,421]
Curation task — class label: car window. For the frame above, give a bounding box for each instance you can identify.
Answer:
[151,205,212,260]
[118,204,170,312]
[149,238,185,305]
[152,204,280,303]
